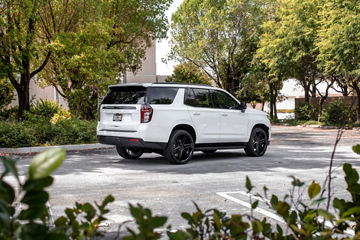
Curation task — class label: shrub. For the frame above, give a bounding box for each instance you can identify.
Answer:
[320,100,357,126]
[49,119,97,145]
[0,119,97,147]
[295,102,318,120]
[0,106,19,121]
[0,121,36,147]
[0,149,113,239]
[30,99,61,121]
[0,78,14,110]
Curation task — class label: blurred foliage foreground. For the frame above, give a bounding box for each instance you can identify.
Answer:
[0,146,360,239]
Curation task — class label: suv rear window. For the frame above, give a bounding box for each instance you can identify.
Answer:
[184,88,212,108]
[147,87,178,104]
[102,86,146,104]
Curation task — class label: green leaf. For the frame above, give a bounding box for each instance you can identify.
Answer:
[23,177,54,191]
[245,176,253,192]
[252,200,259,209]
[81,203,96,222]
[54,216,68,227]
[19,205,47,220]
[352,144,360,155]
[0,180,15,204]
[289,176,304,187]
[21,190,49,206]
[318,209,335,221]
[342,206,360,218]
[44,232,69,240]
[150,216,167,229]
[1,156,19,183]
[276,201,290,216]
[308,181,321,199]
[311,197,326,206]
[167,230,189,240]
[252,220,263,233]
[270,195,278,209]
[29,148,66,179]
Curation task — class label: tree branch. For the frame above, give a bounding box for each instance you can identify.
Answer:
[30,50,52,78]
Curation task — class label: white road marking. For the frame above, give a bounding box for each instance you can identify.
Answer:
[216,191,354,236]
[216,191,285,223]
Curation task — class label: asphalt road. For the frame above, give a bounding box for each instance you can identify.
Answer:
[3,126,360,237]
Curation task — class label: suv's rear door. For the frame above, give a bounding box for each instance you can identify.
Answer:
[185,88,220,143]
[99,86,146,132]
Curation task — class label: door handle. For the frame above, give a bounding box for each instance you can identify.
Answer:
[193,113,200,116]
[221,113,228,117]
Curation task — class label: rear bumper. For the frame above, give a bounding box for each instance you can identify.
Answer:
[97,136,167,151]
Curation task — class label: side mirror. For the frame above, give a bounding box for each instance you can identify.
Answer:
[239,102,247,112]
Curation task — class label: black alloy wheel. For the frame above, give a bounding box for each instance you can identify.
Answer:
[116,146,143,159]
[165,130,194,164]
[245,128,268,157]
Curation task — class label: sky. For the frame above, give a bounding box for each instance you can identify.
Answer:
[155,0,183,76]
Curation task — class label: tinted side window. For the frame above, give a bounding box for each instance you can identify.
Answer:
[102,86,146,104]
[213,90,239,109]
[185,88,212,108]
[147,87,178,104]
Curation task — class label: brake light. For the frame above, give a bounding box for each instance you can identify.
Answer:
[141,104,153,123]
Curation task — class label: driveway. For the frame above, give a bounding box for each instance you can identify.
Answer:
[3,126,360,236]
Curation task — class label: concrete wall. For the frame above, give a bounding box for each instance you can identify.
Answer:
[126,44,157,83]
[10,79,68,108]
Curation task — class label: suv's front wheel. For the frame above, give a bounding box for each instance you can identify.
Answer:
[116,146,143,159]
[245,128,268,157]
[165,130,194,164]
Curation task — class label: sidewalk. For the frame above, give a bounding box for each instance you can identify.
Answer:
[0,143,115,156]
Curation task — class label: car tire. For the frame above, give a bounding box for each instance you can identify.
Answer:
[164,130,194,164]
[116,146,143,159]
[245,128,268,157]
[201,150,217,154]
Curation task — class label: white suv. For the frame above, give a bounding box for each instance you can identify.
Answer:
[97,83,271,164]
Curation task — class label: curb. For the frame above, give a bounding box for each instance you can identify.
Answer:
[0,143,115,156]
[273,123,360,131]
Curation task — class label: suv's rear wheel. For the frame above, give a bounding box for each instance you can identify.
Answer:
[116,146,143,159]
[165,130,194,164]
[245,128,268,157]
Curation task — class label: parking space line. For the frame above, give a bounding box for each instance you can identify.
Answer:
[216,191,354,236]
[216,191,285,223]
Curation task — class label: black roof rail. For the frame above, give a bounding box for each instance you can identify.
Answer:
[153,82,213,87]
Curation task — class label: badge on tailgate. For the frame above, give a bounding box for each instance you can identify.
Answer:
[113,113,122,121]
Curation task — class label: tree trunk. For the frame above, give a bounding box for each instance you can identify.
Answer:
[269,85,274,119]
[304,85,310,103]
[16,61,32,118]
[311,81,317,98]
[353,83,360,124]
[274,89,278,119]
[16,81,31,118]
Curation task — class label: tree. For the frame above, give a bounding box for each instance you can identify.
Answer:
[317,0,360,123]
[257,0,322,103]
[38,0,171,119]
[166,63,212,85]
[0,78,14,110]
[0,0,52,118]
[170,0,267,94]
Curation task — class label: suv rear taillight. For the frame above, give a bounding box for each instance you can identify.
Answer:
[141,104,153,123]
